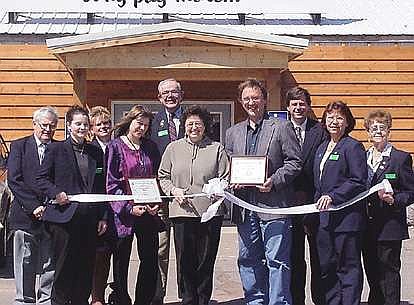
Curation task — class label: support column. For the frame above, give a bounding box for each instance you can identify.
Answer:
[73,69,87,106]
[266,68,281,111]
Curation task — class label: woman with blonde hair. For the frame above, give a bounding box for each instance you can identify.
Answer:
[106,105,161,305]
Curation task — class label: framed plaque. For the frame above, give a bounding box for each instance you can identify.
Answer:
[230,156,268,185]
[128,178,162,204]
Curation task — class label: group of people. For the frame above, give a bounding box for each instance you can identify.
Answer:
[6,77,414,305]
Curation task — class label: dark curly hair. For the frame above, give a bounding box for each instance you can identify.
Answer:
[180,105,212,138]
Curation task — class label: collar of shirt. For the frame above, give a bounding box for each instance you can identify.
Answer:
[95,137,108,152]
[366,142,392,170]
[33,134,50,147]
[165,106,183,121]
[291,117,307,131]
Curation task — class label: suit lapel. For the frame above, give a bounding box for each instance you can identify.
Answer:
[371,155,391,185]
[86,145,97,192]
[27,135,41,166]
[235,120,248,155]
[301,120,316,162]
[63,139,85,189]
[256,119,274,155]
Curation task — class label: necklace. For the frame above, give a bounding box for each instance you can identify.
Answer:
[125,135,140,150]
[125,135,144,168]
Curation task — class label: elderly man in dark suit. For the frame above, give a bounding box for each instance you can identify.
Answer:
[150,78,185,305]
[8,106,59,305]
[286,87,328,305]
[225,79,302,305]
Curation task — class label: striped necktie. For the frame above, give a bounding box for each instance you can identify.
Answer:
[169,112,177,141]
[295,126,303,147]
[39,143,47,164]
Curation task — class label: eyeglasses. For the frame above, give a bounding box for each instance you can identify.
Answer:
[326,116,345,123]
[160,90,181,96]
[36,122,57,131]
[185,122,204,128]
[241,96,263,103]
[369,123,389,133]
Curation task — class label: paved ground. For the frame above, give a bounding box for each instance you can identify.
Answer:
[1,226,414,305]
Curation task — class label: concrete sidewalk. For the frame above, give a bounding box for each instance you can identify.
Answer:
[1,226,414,305]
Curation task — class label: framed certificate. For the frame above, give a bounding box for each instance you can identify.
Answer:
[230,156,268,185]
[128,178,162,204]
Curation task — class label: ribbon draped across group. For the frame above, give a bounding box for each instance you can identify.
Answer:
[66,178,393,223]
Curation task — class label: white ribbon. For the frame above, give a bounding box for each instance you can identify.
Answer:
[65,178,393,224]
[200,179,393,222]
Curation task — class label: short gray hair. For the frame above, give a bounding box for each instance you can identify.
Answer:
[33,106,59,123]
[158,78,182,93]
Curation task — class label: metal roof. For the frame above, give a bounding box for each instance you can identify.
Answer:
[46,21,308,52]
[1,1,414,37]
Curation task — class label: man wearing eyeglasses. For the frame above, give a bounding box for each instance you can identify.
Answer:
[150,78,185,305]
[225,79,302,305]
[8,106,58,305]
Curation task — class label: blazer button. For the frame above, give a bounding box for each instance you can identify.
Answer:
[368,203,372,206]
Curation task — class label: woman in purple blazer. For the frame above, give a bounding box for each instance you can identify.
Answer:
[106,105,161,305]
[313,101,367,305]
[362,110,414,305]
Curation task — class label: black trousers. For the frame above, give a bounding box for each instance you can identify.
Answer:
[112,214,159,305]
[172,216,223,305]
[317,229,363,305]
[49,209,99,305]
[290,216,325,305]
[362,232,402,305]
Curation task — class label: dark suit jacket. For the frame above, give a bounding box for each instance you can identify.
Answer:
[225,117,302,223]
[8,135,46,231]
[313,136,368,232]
[366,147,414,240]
[293,119,328,203]
[150,107,185,159]
[36,138,106,223]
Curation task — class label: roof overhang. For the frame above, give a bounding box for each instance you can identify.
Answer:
[46,21,308,71]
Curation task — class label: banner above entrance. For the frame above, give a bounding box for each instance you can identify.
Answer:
[4,0,326,13]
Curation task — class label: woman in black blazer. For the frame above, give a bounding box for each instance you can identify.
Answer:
[37,105,107,305]
[313,101,367,305]
[362,110,414,305]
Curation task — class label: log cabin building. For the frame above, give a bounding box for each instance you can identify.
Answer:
[0,1,413,156]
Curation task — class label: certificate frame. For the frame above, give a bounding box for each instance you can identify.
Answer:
[128,178,162,204]
[229,156,268,185]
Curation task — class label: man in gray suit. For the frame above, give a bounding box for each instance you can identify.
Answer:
[225,79,302,305]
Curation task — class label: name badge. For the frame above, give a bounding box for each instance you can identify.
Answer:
[96,167,103,174]
[329,153,339,161]
[158,129,169,137]
[385,173,397,180]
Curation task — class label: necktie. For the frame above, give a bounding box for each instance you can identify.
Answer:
[295,126,303,147]
[39,143,47,164]
[169,112,177,141]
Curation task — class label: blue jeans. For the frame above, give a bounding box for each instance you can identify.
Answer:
[237,212,292,305]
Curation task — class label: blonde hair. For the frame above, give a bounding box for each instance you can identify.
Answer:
[89,106,111,126]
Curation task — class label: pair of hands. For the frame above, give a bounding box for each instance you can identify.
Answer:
[315,189,395,211]
[131,204,159,217]
[232,178,273,193]
[32,204,108,236]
